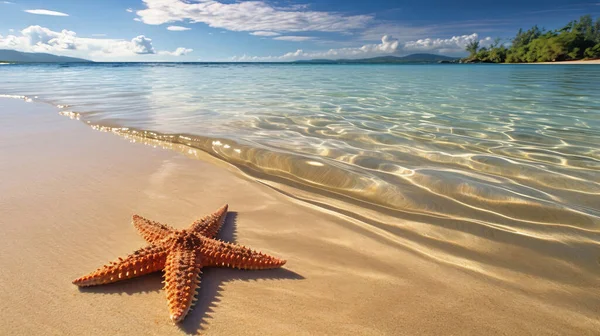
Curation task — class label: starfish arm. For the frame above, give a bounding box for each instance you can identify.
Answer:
[200,236,286,270]
[132,215,176,244]
[188,204,228,239]
[72,244,168,287]
[164,248,203,323]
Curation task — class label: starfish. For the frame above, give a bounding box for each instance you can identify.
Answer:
[73,204,286,323]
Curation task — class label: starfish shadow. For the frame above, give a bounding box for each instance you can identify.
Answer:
[219,211,239,243]
[77,212,304,333]
[179,267,303,335]
[179,211,304,334]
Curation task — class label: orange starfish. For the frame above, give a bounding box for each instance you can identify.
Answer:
[73,205,286,323]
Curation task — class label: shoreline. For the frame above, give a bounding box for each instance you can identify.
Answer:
[532,59,600,64]
[1,97,599,335]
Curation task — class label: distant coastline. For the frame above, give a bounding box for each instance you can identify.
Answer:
[291,53,458,64]
[0,49,91,63]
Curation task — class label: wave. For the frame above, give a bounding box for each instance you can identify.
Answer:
[3,93,598,241]
[82,121,600,290]
[0,94,33,102]
[2,63,600,289]
[83,121,600,235]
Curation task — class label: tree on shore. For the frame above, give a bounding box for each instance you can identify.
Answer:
[464,15,600,63]
[466,40,480,57]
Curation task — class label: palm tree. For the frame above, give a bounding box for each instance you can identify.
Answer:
[465,40,480,57]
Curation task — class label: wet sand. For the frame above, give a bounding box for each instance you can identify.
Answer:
[0,98,598,335]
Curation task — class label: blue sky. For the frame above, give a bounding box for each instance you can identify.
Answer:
[0,0,599,61]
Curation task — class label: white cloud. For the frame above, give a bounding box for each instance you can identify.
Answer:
[158,47,193,56]
[250,31,280,37]
[24,9,69,16]
[8,29,14,33]
[136,0,372,33]
[0,25,192,60]
[167,26,191,31]
[21,25,77,50]
[273,36,315,42]
[403,33,492,53]
[283,49,304,58]
[130,35,155,54]
[3,1,15,4]
[292,35,399,59]
[126,8,133,13]
[232,35,398,61]
[233,33,491,61]
[91,34,106,37]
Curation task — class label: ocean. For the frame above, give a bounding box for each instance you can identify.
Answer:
[1,63,599,237]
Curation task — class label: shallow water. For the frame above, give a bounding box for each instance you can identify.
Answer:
[1,63,599,238]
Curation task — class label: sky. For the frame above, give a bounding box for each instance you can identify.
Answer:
[0,0,599,61]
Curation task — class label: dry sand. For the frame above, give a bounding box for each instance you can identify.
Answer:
[535,59,600,64]
[0,98,599,335]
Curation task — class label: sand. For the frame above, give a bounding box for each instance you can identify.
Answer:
[535,59,600,64]
[1,98,599,335]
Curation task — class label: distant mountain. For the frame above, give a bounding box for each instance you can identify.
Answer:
[293,53,458,64]
[0,49,91,63]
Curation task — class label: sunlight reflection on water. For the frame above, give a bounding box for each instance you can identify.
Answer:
[1,64,599,270]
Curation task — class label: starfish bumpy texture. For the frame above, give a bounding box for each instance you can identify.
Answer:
[73,205,286,323]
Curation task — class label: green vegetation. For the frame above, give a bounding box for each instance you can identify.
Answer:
[464,15,600,63]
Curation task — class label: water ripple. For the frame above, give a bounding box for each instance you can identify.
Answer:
[1,63,599,287]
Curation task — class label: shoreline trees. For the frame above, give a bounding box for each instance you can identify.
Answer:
[464,15,600,63]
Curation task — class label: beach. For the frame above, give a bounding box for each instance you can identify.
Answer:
[1,96,599,335]
[535,59,600,64]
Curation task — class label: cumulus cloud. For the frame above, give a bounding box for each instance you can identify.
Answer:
[403,33,492,53]
[0,25,192,59]
[24,9,69,16]
[282,49,305,58]
[273,36,315,41]
[136,0,372,33]
[130,35,155,54]
[158,47,193,56]
[126,8,133,13]
[250,31,280,37]
[298,34,399,58]
[167,26,191,31]
[233,33,491,61]
[232,35,398,61]
[20,26,77,50]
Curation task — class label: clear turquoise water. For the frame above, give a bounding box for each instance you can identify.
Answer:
[1,63,599,233]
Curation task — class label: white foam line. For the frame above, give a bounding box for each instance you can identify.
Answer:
[0,94,32,102]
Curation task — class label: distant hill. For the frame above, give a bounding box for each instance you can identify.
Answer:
[293,53,458,64]
[0,49,91,63]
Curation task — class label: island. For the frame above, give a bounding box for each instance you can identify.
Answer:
[292,53,458,64]
[0,50,91,63]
